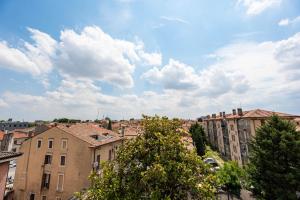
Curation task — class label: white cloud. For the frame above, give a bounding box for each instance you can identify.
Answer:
[142,59,199,90]
[274,32,300,70]
[1,30,300,120]
[278,18,290,26]
[237,0,281,15]
[141,32,300,116]
[0,28,56,76]
[278,16,300,26]
[56,26,162,88]
[0,99,8,108]
[142,59,249,97]
[160,16,190,25]
[0,26,162,88]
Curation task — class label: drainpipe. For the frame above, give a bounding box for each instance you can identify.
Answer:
[93,148,96,172]
[24,136,32,198]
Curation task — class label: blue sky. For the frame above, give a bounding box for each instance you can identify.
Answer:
[0,0,300,120]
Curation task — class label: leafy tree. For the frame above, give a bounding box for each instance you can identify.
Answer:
[80,116,218,200]
[189,123,206,156]
[247,115,300,200]
[217,161,243,200]
[107,118,112,130]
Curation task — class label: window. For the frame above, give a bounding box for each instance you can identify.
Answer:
[57,174,64,192]
[30,193,35,200]
[231,134,235,142]
[44,155,52,165]
[41,173,51,189]
[48,139,53,149]
[56,197,62,200]
[61,139,67,149]
[233,145,237,153]
[96,154,101,170]
[108,150,112,161]
[60,155,66,166]
[230,124,234,131]
[37,139,42,148]
[42,196,47,200]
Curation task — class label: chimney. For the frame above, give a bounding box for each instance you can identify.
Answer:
[232,109,236,115]
[212,114,216,118]
[207,115,210,119]
[121,125,125,137]
[237,108,243,116]
[219,112,222,118]
[222,112,226,117]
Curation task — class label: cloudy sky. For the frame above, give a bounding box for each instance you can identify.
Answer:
[0,0,300,121]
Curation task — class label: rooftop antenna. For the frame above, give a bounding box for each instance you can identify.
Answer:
[96,108,100,120]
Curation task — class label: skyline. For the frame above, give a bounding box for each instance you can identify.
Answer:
[0,0,300,120]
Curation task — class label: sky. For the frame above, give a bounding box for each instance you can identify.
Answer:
[0,0,300,121]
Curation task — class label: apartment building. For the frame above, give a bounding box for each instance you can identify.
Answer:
[0,119,29,132]
[13,123,124,200]
[203,108,300,166]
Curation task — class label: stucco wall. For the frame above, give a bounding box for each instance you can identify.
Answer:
[14,127,95,200]
[227,120,242,166]
[0,161,9,199]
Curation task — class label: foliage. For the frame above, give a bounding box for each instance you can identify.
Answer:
[217,161,243,198]
[81,116,218,200]
[53,118,81,123]
[107,118,112,130]
[189,123,206,156]
[203,146,224,166]
[247,115,300,200]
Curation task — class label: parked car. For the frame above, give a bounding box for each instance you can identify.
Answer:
[204,157,220,171]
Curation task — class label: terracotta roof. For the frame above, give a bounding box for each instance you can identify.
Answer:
[203,109,299,120]
[226,109,299,119]
[57,124,124,147]
[13,127,35,133]
[124,127,141,137]
[0,151,22,162]
[13,132,29,139]
[0,131,4,140]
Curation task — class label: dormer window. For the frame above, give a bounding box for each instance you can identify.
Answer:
[90,134,113,141]
[90,135,99,140]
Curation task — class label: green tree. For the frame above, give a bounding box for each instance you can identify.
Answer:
[189,123,206,156]
[217,161,243,200]
[107,118,112,130]
[80,116,218,200]
[247,115,300,200]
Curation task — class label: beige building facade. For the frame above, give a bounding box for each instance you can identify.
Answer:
[203,109,300,166]
[14,124,123,200]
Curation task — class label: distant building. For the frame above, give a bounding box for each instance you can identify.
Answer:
[0,151,22,200]
[202,108,300,166]
[294,118,300,132]
[0,119,29,132]
[0,131,29,152]
[14,123,124,200]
